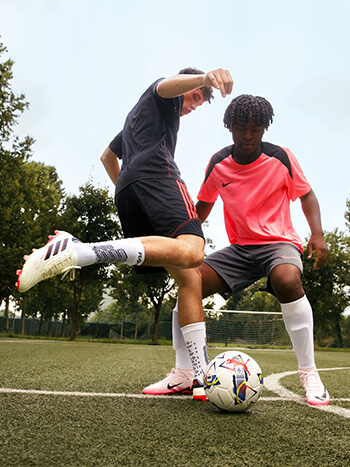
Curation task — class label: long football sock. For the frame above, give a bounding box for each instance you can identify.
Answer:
[72,237,145,267]
[181,322,209,383]
[280,295,316,370]
[172,303,192,370]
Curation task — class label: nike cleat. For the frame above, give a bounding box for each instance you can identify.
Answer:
[16,231,80,293]
[192,378,207,401]
[142,368,193,395]
[299,369,330,406]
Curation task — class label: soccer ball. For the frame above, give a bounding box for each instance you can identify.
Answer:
[204,350,263,412]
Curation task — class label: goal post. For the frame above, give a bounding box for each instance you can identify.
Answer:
[204,309,291,347]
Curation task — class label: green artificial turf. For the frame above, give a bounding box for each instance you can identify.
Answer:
[0,339,349,466]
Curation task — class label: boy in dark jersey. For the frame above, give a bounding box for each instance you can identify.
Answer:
[143,94,330,406]
[16,67,233,400]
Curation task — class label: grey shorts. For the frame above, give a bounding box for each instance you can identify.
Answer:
[204,243,303,299]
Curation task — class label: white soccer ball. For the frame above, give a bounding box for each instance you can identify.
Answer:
[204,350,264,412]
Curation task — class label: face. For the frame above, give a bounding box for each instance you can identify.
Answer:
[181,89,204,116]
[230,118,265,163]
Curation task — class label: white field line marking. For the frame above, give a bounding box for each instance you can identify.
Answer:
[264,367,350,419]
[1,368,349,413]
[0,388,308,402]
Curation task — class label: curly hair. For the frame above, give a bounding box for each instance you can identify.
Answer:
[223,94,274,129]
[179,67,214,103]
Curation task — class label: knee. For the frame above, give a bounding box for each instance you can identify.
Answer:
[182,247,204,268]
[270,268,304,302]
[177,237,205,268]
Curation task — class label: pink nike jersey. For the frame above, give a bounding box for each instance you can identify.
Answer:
[197,142,311,252]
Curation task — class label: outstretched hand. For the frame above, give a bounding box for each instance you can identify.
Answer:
[306,233,328,270]
[204,69,233,98]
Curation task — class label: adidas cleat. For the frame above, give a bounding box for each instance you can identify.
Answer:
[142,368,193,395]
[16,231,80,293]
[192,378,207,401]
[299,369,330,406]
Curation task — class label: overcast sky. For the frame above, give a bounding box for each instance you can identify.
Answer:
[1,0,349,252]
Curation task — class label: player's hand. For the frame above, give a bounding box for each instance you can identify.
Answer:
[306,234,328,270]
[204,69,233,98]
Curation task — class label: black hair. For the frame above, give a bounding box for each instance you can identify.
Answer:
[223,94,274,129]
[178,67,214,103]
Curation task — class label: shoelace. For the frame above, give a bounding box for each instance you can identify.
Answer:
[61,266,82,282]
[301,371,323,393]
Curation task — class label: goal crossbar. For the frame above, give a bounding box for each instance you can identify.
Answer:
[204,309,282,315]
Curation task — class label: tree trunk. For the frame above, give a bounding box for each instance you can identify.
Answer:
[60,311,66,338]
[151,302,162,344]
[20,296,27,335]
[334,314,343,348]
[38,313,43,335]
[70,279,82,341]
[4,296,9,332]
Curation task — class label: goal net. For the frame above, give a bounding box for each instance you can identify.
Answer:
[204,309,291,347]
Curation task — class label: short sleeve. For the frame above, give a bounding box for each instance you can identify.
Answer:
[197,158,220,203]
[109,131,123,160]
[284,148,311,201]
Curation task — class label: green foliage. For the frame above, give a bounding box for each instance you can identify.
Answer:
[302,229,350,347]
[58,182,122,339]
[0,42,63,304]
[223,279,280,312]
[0,42,29,144]
[60,181,121,242]
[108,264,176,343]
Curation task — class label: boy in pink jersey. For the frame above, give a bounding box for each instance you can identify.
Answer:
[143,94,330,406]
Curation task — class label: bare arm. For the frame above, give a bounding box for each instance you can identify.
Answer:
[300,189,328,269]
[100,147,120,186]
[196,201,215,223]
[156,68,233,99]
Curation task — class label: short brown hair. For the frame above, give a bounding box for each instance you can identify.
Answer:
[178,67,214,103]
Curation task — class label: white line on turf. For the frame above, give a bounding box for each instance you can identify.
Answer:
[264,367,350,419]
[1,367,349,417]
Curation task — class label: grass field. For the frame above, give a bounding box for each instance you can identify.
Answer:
[0,339,349,466]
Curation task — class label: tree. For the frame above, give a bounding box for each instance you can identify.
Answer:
[59,181,123,339]
[224,279,281,312]
[109,263,176,344]
[0,41,64,307]
[302,230,350,347]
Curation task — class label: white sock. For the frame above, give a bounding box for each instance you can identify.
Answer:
[280,295,316,370]
[172,302,192,370]
[181,322,209,383]
[73,238,145,268]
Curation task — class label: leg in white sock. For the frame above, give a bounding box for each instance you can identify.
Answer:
[172,302,192,370]
[280,295,316,370]
[181,321,209,383]
[73,237,145,267]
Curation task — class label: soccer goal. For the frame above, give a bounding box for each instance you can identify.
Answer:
[204,309,291,347]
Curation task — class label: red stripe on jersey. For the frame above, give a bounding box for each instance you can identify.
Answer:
[176,180,196,219]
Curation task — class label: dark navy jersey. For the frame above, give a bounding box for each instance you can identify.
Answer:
[109,79,184,194]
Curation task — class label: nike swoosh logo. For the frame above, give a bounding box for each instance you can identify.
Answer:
[222,182,232,187]
[281,255,298,260]
[167,383,182,390]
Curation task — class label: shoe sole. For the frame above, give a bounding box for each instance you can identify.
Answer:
[142,387,193,395]
[192,387,207,401]
[306,398,330,406]
[193,394,208,401]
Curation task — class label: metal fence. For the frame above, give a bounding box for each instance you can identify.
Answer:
[0,317,72,338]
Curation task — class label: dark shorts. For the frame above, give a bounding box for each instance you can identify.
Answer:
[204,243,303,299]
[115,178,204,273]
